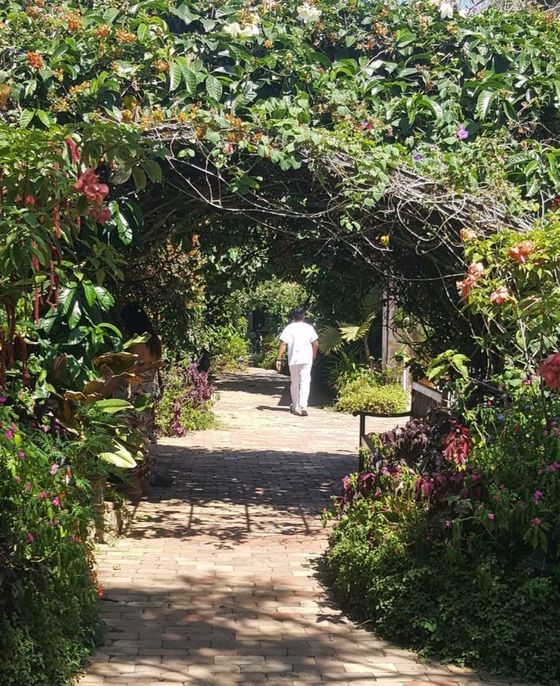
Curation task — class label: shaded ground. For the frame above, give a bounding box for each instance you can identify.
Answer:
[80,368,494,685]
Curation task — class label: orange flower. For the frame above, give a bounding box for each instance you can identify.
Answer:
[459,228,477,242]
[27,51,44,69]
[66,12,83,32]
[490,285,510,305]
[508,240,533,265]
[459,275,476,301]
[95,25,111,39]
[115,29,136,44]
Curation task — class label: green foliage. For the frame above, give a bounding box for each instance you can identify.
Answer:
[250,278,309,327]
[326,372,560,682]
[334,371,409,414]
[0,406,102,685]
[156,361,216,436]
[208,325,250,373]
[253,333,281,370]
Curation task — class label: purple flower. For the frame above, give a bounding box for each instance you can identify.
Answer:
[412,152,422,162]
[52,496,61,507]
[531,517,542,527]
[457,124,469,140]
[38,490,48,501]
[533,490,543,503]
[50,464,59,476]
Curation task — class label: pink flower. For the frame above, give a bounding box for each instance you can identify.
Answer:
[533,490,543,503]
[74,168,109,205]
[467,262,484,278]
[490,285,509,305]
[531,517,541,527]
[18,451,25,460]
[4,429,13,440]
[52,496,61,507]
[14,475,21,483]
[26,533,34,543]
[487,513,495,521]
[539,353,560,390]
[0,396,6,404]
[50,464,59,476]
[457,124,469,140]
[38,490,48,501]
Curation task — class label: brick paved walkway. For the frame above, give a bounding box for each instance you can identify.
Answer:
[81,368,487,686]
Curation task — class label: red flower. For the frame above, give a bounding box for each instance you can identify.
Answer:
[74,169,109,205]
[65,136,81,164]
[443,420,472,465]
[459,275,476,300]
[490,285,509,305]
[89,206,112,224]
[508,240,533,264]
[539,353,560,390]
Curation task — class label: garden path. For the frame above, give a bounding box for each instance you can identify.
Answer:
[80,368,486,686]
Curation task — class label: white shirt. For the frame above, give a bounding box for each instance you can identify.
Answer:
[280,322,318,366]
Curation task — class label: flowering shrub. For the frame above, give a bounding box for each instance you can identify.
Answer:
[326,374,560,682]
[156,362,216,437]
[0,404,102,685]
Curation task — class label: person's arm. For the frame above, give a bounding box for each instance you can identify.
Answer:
[275,342,287,372]
[312,340,319,360]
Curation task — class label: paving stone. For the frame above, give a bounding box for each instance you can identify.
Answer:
[78,369,495,686]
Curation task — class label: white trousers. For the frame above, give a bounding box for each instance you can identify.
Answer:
[289,363,312,410]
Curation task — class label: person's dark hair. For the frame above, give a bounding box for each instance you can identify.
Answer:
[291,308,305,322]
[120,303,162,359]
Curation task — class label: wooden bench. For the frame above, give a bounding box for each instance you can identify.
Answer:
[353,381,444,471]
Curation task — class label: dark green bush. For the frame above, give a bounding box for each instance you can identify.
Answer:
[0,407,102,685]
[326,375,560,683]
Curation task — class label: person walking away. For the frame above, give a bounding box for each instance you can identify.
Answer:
[275,309,318,416]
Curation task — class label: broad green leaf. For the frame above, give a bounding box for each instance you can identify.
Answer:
[93,286,114,310]
[169,60,182,91]
[476,90,496,121]
[206,74,223,101]
[144,159,162,184]
[93,399,133,413]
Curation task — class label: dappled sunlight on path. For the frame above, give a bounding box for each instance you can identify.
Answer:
[80,368,494,686]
